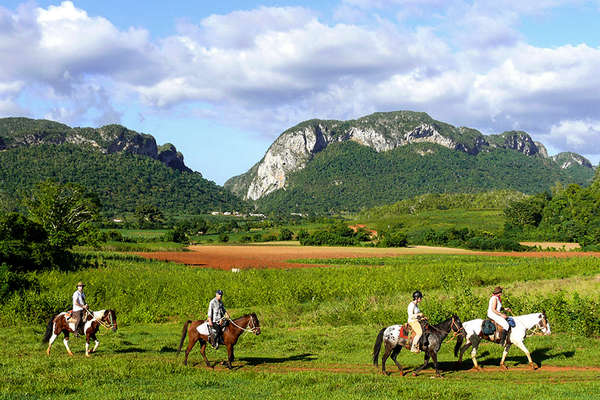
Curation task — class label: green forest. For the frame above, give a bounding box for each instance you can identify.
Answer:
[257,141,594,214]
[0,144,243,214]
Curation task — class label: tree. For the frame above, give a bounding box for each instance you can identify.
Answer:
[26,180,100,249]
[135,204,164,228]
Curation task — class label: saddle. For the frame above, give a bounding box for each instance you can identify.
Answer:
[399,321,430,350]
[480,319,507,343]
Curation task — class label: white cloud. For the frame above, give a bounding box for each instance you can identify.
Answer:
[547,119,600,153]
[1,1,600,161]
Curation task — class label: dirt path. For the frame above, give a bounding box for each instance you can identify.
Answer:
[135,245,600,270]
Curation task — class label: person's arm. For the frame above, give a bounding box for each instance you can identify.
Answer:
[491,297,507,319]
[207,302,213,326]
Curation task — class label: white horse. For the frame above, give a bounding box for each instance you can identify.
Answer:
[454,312,550,370]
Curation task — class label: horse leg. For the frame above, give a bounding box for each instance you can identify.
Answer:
[390,347,404,376]
[381,343,394,376]
[85,331,92,357]
[470,341,482,370]
[89,333,99,354]
[500,343,511,370]
[457,341,471,364]
[226,344,234,369]
[413,352,430,376]
[183,333,198,366]
[431,351,442,378]
[513,340,537,370]
[46,332,58,356]
[199,340,211,368]
[63,332,73,356]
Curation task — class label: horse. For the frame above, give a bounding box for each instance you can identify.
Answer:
[177,313,260,369]
[43,309,117,357]
[454,312,550,370]
[373,314,466,377]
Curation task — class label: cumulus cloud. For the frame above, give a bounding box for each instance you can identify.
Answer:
[1,1,600,161]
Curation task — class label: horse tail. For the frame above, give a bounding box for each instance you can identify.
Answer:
[177,320,192,354]
[42,315,56,343]
[454,333,464,357]
[372,327,386,366]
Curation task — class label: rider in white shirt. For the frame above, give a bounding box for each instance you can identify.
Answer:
[487,286,512,345]
[72,281,89,336]
[407,291,425,353]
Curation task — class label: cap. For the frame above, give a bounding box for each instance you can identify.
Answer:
[216,289,223,295]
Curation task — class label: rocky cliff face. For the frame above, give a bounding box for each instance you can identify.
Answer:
[552,152,593,169]
[225,111,594,201]
[0,118,191,172]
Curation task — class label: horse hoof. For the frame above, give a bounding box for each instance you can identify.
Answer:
[46,349,50,356]
[474,366,482,371]
[530,362,538,370]
[68,352,74,357]
[412,372,418,377]
[500,364,508,370]
[85,354,90,358]
[381,371,390,376]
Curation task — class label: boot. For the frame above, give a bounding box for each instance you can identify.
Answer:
[209,331,219,349]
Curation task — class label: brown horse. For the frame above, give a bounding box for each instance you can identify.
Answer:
[43,309,117,356]
[178,313,260,369]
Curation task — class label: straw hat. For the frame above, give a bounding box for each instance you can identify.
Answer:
[493,286,503,294]
[76,281,85,288]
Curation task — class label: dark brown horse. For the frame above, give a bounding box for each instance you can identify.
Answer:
[178,313,260,369]
[373,315,465,377]
[43,309,117,356]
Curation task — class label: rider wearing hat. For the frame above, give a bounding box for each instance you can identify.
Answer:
[487,286,513,345]
[408,291,425,353]
[207,289,230,349]
[72,281,89,336]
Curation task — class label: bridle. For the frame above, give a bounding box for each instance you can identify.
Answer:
[526,314,548,337]
[228,315,260,334]
[86,309,116,330]
[449,316,466,339]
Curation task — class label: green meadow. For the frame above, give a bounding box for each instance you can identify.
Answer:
[1,252,599,399]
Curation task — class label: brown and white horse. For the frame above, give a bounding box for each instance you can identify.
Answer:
[43,309,117,357]
[177,313,260,369]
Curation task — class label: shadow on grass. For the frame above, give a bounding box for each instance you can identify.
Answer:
[159,346,178,353]
[114,347,147,354]
[238,353,317,366]
[443,346,576,373]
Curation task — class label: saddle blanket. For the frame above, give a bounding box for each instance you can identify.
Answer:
[196,322,211,336]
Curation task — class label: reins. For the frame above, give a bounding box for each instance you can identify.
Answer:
[227,315,258,334]
[85,309,114,330]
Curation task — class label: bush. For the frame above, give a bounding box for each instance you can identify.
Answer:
[379,231,408,248]
[164,226,189,244]
[278,228,294,241]
[218,233,229,243]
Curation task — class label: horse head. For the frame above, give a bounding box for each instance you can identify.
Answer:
[102,309,118,332]
[451,314,466,337]
[538,311,550,335]
[249,313,261,335]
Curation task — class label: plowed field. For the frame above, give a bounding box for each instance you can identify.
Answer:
[135,244,600,269]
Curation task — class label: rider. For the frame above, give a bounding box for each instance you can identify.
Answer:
[408,291,425,353]
[72,281,89,336]
[207,289,230,349]
[487,286,513,345]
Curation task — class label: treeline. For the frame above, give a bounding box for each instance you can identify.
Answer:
[504,171,600,247]
[0,144,244,215]
[256,141,593,214]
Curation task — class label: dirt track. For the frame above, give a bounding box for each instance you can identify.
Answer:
[135,245,600,270]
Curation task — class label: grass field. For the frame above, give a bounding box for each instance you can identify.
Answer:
[2,248,599,399]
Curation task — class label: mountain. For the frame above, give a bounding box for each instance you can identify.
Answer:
[225,111,595,213]
[0,118,243,214]
[0,117,192,172]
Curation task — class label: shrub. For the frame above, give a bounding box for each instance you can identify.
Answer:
[278,228,294,241]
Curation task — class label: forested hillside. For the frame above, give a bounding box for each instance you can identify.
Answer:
[256,141,594,213]
[0,144,243,214]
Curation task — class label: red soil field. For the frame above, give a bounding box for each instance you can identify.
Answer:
[135,244,600,270]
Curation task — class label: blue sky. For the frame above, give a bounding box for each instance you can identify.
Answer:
[1,1,600,184]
